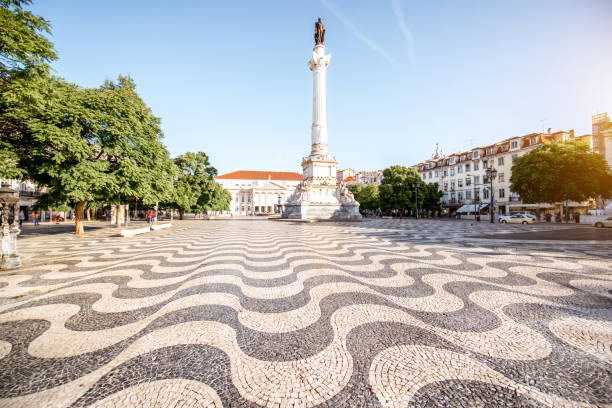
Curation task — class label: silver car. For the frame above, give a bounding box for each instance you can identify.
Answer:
[593,217,612,228]
[499,214,535,224]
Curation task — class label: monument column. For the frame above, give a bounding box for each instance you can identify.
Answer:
[281,17,361,220]
[309,44,331,157]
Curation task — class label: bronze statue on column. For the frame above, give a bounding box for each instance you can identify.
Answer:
[315,17,325,45]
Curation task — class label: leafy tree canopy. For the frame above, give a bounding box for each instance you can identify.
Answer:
[1,0,57,178]
[379,165,423,212]
[167,151,228,216]
[510,141,612,204]
[421,182,443,213]
[2,73,175,233]
[348,183,379,211]
[0,0,56,76]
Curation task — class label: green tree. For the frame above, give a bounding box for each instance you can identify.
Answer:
[510,141,612,204]
[421,182,443,215]
[200,182,231,212]
[379,166,423,217]
[348,183,379,211]
[3,74,175,234]
[168,151,220,218]
[1,0,57,179]
[0,0,56,75]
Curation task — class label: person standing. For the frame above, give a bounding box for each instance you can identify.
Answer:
[19,210,25,227]
[33,212,39,226]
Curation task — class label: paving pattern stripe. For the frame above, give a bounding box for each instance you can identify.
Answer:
[4,243,608,316]
[369,345,587,408]
[87,378,223,408]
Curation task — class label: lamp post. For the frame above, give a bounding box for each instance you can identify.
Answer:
[414,180,421,219]
[484,166,498,223]
[0,182,22,269]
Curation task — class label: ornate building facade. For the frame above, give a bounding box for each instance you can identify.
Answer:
[412,129,592,217]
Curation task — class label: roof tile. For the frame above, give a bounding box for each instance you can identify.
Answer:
[215,170,302,181]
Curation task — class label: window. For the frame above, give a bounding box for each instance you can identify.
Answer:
[498,188,505,198]
[511,140,518,149]
[487,148,493,155]
[474,161,479,171]
[235,196,239,202]
[457,165,463,174]
[474,175,480,184]
[483,160,488,169]
[474,190,480,200]
[498,157,504,166]
[458,192,463,201]
[465,164,470,172]
[450,167,455,176]
[451,181,455,190]
[241,196,245,203]
[444,183,448,191]
[466,190,472,200]
[483,189,489,199]
[472,151,480,159]
[466,178,471,186]
[429,171,432,179]
[512,154,518,163]
[435,170,439,177]
[498,173,505,183]
[458,179,463,188]
[530,136,538,144]
[443,170,448,177]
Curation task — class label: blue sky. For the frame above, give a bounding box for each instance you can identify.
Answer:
[31,0,612,174]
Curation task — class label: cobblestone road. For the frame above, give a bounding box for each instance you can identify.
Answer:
[0,219,610,407]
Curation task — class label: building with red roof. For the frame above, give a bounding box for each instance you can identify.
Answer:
[214,170,303,215]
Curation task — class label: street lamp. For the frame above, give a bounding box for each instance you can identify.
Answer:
[0,182,22,269]
[414,180,421,219]
[484,166,498,223]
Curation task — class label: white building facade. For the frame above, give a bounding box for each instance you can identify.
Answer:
[214,171,302,216]
[414,129,589,217]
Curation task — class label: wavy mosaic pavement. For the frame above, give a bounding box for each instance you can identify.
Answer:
[0,219,610,407]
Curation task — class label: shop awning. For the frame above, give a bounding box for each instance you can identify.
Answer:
[456,204,488,214]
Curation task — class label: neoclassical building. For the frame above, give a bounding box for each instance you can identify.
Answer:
[214,171,302,216]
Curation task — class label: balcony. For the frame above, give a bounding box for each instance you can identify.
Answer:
[18,190,43,198]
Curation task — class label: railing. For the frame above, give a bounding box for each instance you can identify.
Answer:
[19,191,43,197]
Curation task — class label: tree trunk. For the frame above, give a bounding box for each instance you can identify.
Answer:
[86,207,91,221]
[75,201,85,236]
[180,209,184,220]
[115,204,121,227]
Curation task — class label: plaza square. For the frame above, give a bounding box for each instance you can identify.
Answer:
[0,219,611,407]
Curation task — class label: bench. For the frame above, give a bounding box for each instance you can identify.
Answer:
[151,223,172,231]
[120,226,152,238]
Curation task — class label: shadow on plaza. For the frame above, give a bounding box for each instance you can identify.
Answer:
[18,223,105,238]
[299,217,612,243]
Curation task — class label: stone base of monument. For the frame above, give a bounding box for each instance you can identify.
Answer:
[282,202,362,220]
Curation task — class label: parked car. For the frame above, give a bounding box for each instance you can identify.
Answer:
[593,217,612,228]
[498,214,535,224]
[510,211,536,220]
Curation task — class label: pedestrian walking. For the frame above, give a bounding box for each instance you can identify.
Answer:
[33,212,39,226]
[19,210,24,227]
